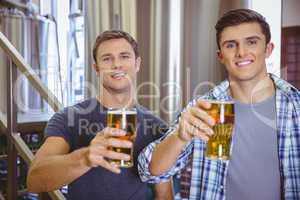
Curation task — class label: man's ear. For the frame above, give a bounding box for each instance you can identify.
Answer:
[217,50,224,64]
[135,57,141,72]
[93,63,100,75]
[265,42,274,58]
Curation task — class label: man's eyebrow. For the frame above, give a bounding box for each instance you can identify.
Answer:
[100,52,131,57]
[120,51,132,55]
[221,40,237,47]
[245,36,262,40]
[100,53,112,58]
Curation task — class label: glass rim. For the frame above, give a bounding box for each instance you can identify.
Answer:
[107,107,137,114]
[202,99,235,104]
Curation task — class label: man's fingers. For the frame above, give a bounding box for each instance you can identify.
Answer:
[89,146,130,160]
[92,128,130,145]
[181,120,209,142]
[98,137,132,149]
[185,114,214,136]
[102,149,131,161]
[189,107,215,126]
[107,138,133,148]
[87,149,131,174]
[196,99,212,109]
[92,156,121,174]
[180,118,209,141]
[103,127,127,137]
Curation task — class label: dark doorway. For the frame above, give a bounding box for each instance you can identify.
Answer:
[281,26,300,89]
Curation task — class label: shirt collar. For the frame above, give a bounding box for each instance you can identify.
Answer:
[205,73,296,100]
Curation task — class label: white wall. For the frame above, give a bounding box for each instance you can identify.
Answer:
[282,0,300,27]
[251,0,282,77]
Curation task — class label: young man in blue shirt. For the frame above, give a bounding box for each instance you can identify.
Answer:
[139,9,300,200]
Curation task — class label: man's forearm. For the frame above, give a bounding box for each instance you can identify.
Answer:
[27,148,91,192]
[150,131,188,176]
[154,180,174,200]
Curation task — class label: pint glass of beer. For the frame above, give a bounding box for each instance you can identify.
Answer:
[204,100,234,160]
[107,107,137,167]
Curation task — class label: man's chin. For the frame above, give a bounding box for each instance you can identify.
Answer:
[104,85,131,94]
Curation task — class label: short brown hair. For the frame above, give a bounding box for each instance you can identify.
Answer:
[92,30,139,63]
[215,9,271,49]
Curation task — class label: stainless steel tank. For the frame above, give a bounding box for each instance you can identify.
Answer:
[0,8,55,116]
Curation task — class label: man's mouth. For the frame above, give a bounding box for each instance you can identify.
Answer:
[235,60,253,67]
[111,71,126,79]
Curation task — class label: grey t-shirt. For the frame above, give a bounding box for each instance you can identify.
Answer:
[225,95,281,200]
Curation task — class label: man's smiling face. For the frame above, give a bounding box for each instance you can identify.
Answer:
[218,22,273,84]
[94,38,141,93]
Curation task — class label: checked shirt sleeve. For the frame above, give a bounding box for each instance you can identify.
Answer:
[138,126,194,184]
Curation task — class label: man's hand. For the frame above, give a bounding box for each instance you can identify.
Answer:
[176,100,215,143]
[149,100,217,176]
[85,127,132,173]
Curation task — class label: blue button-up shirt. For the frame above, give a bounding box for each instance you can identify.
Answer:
[138,74,300,200]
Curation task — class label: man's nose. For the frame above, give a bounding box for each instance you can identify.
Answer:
[236,44,247,58]
[112,58,122,69]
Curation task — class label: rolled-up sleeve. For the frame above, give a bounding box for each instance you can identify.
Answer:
[138,126,194,183]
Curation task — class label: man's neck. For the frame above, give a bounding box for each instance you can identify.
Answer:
[97,86,136,109]
[229,75,275,104]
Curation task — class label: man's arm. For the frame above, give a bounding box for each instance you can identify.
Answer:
[27,128,132,192]
[149,100,215,176]
[154,180,174,200]
[27,136,90,192]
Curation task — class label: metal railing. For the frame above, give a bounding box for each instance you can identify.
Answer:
[0,31,65,200]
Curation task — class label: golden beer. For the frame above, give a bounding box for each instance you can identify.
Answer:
[205,100,234,160]
[107,108,137,167]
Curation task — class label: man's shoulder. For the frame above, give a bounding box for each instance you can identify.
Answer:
[59,98,99,116]
[48,98,100,127]
[272,75,300,99]
[71,98,99,111]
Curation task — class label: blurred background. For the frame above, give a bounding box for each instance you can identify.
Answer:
[0,0,299,199]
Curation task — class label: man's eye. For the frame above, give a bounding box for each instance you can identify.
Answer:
[226,43,236,49]
[247,39,257,45]
[102,57,111,62]
[121,55,130,59]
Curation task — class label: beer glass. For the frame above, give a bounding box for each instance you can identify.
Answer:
[107,107,137,167]
[204,100,234,160]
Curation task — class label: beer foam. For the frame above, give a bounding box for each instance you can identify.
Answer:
[107,109,137,115]
[205,100,234,104]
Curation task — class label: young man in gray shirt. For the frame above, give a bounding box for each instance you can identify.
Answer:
[139,9,300,200]
[27,30,173,200]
